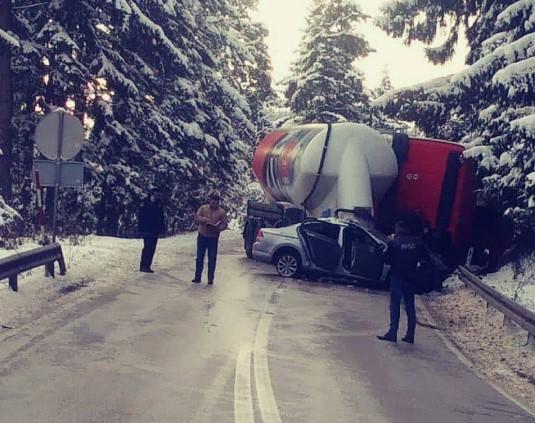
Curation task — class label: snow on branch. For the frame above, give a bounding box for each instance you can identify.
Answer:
[372,75,452,107]
[493,56,535,91]
[511,114,535,135]
[0,196,20,229]
[453,32,535,88]
[129,2,190,67]
[0,28,20,48]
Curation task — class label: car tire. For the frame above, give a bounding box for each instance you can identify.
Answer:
[275,250,302,278]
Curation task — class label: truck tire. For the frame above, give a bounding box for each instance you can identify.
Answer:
[274,249,302,278]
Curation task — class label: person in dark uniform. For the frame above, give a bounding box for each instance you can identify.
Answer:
[378,219,427,344]
[138,190,165,273]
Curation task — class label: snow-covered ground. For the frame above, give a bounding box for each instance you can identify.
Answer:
[480,256,535,313]
[423,276,535,410]
[1,233,533,410]
[0,231,240,329]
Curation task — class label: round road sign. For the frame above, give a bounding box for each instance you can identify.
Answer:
[35,111,84,160]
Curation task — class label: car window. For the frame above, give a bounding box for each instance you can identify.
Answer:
[302,221,340,240]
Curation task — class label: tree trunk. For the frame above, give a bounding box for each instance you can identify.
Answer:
[0,0,13,201]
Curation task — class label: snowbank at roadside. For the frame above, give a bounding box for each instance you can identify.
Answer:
[480,253,535,314]
[0,231,240,329]
[424,276,535,412]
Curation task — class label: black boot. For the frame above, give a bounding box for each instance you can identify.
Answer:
[377,333,397,343]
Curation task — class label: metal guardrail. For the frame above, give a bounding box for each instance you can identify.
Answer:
[0,243,66,292]
[458,266,535,338]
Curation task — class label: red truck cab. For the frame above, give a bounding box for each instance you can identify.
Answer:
[378,134,478,261]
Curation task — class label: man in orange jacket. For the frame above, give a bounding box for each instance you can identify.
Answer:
[192,191,228,284]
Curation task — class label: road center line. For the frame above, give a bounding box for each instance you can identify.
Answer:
[254,287,284,423]
[235,343,255,423]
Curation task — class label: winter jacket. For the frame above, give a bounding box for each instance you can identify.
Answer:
[196,204,228,238]
[384,234,428,281]
[138,199,165,236]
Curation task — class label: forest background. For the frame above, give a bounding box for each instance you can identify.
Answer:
[0,0,533,259]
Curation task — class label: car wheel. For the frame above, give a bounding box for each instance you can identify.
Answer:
[275,250,301,278]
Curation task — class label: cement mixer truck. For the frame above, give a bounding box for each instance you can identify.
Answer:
[244,122,479,264]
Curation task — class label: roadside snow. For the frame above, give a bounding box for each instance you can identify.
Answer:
[481,254,535,314]
[424,276,535,410]
[0,231,240,329]
[2,231,534,411]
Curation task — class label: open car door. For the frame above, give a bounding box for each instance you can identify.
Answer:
[343,226,384,280]
[299,221,341,272]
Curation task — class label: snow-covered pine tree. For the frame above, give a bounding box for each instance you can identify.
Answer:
[87,0,209,235]
[227,0,275,139]
[7,0,264,237]
[370,67,408,134]
[0,0,14,204]
[285,0,373,123]
[240,19,276,139]
[373,74,466,140]
[215,0,276,218]
[0,1,21,242]
[10,0,102,235]
[373,68,393,99]
[377,1,535,246]
[187,0,258,216]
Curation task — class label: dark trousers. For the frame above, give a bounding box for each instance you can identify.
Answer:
[388,277,416,340]
[140,234,158,270]
[194,234,219,281]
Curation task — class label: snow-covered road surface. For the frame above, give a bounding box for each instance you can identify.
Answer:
[0,236,533,422]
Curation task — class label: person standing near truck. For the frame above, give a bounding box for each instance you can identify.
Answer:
[138,189,165,273]
[192,191,228,284]
[377,219,427,344]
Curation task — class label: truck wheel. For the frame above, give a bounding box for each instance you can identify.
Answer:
[275,250,301,278]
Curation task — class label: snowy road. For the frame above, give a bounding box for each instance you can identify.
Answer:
[0,238,533,422]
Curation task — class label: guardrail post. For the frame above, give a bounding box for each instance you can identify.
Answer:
[58,256,66,276]
[8,275,18,292]
[503,314,514,329]
[527,333,535,349]
[46,261,55,278]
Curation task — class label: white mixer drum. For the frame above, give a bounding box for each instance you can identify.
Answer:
[252,123,398,217]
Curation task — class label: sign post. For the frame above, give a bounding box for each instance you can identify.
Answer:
[52,112,65,243]
[34,110,84,243]
[32,169,46,244]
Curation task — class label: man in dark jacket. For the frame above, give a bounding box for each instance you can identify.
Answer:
[378,220,427,344]
[138,190,165,273]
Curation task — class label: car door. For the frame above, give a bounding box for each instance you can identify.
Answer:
[344,226,384,280]
[299,221,341,272]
